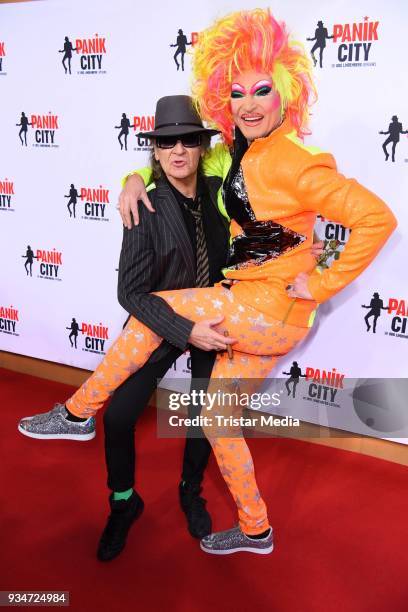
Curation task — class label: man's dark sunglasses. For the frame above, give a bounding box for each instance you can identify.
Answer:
[155,133,202,149]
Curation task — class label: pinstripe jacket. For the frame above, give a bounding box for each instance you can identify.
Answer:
[117,176,229,361]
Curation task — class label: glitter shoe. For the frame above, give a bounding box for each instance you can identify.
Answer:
[19,402,66,423]
[18,403,96,441]
[200,525,273,555]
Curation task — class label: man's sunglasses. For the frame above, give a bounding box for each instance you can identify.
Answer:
[155,133,202,149]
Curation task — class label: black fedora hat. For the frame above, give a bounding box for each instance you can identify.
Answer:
[137,95,219,138]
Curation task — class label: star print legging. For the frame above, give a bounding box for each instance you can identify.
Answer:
[66,286,309,535]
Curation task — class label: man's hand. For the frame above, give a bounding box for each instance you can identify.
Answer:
[188,315,237,351]
[311,240,324,260]
[287,272,313,300]
[118,174,155,229]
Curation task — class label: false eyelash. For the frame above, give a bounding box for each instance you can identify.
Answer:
[231,91,245,98]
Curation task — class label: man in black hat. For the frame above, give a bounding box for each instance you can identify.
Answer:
[20,95,232,559]
[96,96,234,560]
[19,95,232,560]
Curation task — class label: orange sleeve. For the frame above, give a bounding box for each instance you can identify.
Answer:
[294,154,397,303]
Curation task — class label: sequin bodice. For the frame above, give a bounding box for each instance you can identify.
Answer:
[223,128,305,270]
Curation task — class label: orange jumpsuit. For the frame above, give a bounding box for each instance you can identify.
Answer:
[67,119,396,534]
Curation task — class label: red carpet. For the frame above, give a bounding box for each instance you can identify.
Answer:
[2,367,408,612]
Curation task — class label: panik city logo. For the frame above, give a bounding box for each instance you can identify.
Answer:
[114,113,155,152]
[15,112,60,148]
[361,293,408,339]
[283,361,345,407]
[66,317,109,354]
[64,183,110,221]
[307,16,379,69]
[21,245,63,281]
[0,41,6,75]
[0,178,15,213]
[0,305,19,337]
[58,34,107,75]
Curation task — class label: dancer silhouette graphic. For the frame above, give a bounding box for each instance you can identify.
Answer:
[379,116,408,162]
[66,318,79,348]
[22,246,37,276]
[170,29,192,71]
[307,21,333,68]
[115,114,132,150]
[361,292,388,333]
[65,184,79,218]
[59,37,77,74]
[283,362,306,398]
[16,112,32,146]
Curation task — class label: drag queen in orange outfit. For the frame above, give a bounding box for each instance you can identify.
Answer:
[23,9,397,554]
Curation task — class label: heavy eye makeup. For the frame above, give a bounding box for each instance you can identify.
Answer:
[231,83,245,99]
[250,80,273,97]
[253,85,272,96]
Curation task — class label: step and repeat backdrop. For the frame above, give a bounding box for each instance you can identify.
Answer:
[1,0,407,440]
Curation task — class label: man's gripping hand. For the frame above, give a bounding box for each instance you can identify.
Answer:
[119,174,155,229]
[188,315,237,351]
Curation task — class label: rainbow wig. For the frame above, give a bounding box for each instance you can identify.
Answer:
[192,8,316,144]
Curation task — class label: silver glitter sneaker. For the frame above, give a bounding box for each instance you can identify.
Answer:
[200,526,273,555]
[18,403,96,441]
[19,402,66,423]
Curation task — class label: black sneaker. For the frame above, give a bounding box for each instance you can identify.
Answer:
[179,481,212,539]
[97,491,144,561]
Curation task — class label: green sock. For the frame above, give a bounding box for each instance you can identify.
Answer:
[113,488,133,501]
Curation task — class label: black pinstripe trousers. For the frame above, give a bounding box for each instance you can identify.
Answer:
[104,344,215,492]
